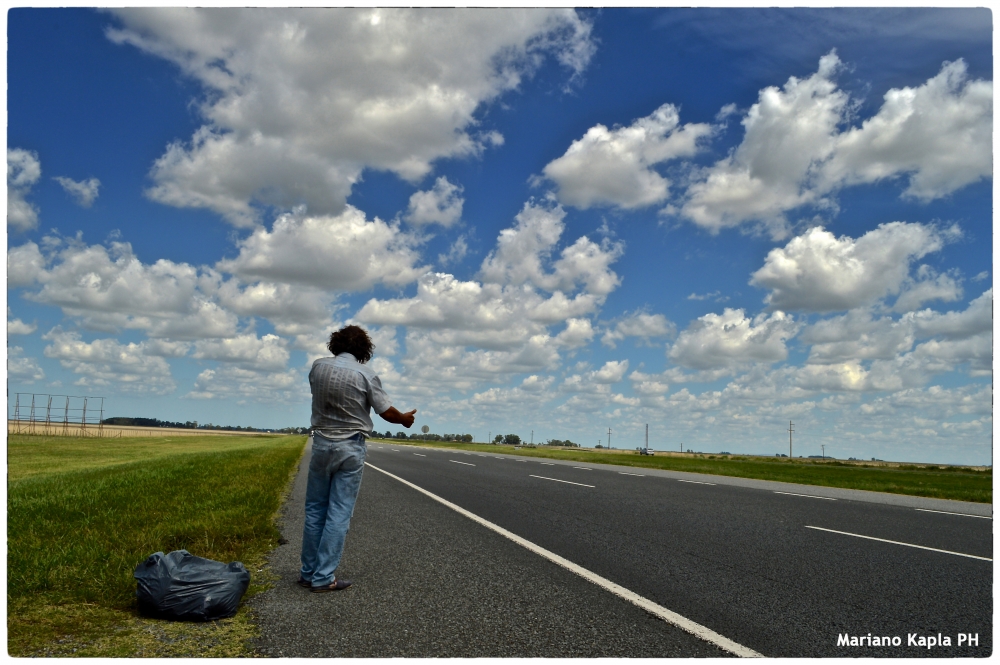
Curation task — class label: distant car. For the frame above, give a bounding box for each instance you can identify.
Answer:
[639,447,654,455]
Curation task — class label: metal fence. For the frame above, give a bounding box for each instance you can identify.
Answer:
[8,393,105,437]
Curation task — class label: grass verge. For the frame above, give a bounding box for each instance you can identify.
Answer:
[371,439,991,504]
[7,434,306,657]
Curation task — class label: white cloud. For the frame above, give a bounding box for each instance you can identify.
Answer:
[185,365,306,404]
[438,235,469,267]
[54,176,101,207]
[405,177,464,227]
[8,148,41,231]
[908,288,992,340]
[356,200,623,387]
[541,103,712,209]
[681,52,845,235]
[479,201,622,295]
[8,346,45,382]
[554,318,595,348]
[107,8,594,226]
[892,266,962,313]
[601,310,675,347]
[802,309,914,364]
[669,308,798,369]
[22,238,238,339]
[216,206,427,292]
[212,277,335,336]
[8,308,37,335]
[7,242,47,287]
[192,333,290,371]
[681,54,992,235]
[819,59,992,202]
[42,329,176,394]
[750,223,955,313]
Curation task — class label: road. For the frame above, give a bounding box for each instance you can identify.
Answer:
[360,443,992,657]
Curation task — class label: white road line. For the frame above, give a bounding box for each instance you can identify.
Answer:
[774,491,836,501]
[365,462,762,658]
[530,475,595,488]
[678,479,716,486]
[620,472,645,477]
[450,460,476,467]
[391,449,400,452]
[915,508,991,519]
[805,526,992,562]
[573,467,592,471]
[516,460,527,462]
[414,454,426,457]
[540,462,555,465]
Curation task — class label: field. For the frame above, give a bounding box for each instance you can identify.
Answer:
[371,440,992,504]
[7,433,306,657]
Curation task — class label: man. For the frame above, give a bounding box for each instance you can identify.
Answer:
[299,325,416,592]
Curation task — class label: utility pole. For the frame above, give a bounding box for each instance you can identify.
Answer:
[645,424,648,450]
[488,431,491,445]
[789,421,794,458]
[821,444,826,459]
[608,427,612,450]
[530,430,533,445]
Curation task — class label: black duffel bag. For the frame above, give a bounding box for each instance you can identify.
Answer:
[134,549,251,621]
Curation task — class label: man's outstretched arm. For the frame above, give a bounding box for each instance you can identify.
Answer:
[379,406,417,428]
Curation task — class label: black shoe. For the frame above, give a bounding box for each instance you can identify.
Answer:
[310,578,352,593]
[296,577,311,588]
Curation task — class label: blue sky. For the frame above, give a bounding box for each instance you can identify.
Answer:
[6,8,993,464]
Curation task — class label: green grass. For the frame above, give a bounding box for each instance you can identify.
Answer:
[7,434,306,657]
[372,439,992,504]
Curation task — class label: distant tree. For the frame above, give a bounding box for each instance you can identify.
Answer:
[493,434,503,444]
[502,434,521,445]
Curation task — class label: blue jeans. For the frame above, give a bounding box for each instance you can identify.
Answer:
[300,432,366,587]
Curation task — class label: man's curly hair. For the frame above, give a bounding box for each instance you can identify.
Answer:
[327,325,375,363]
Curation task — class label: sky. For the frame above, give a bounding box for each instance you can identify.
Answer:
[5,8,994,465]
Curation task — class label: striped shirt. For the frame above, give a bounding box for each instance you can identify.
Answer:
[309,353,393,441]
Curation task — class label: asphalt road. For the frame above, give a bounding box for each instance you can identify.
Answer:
[251,442,992,657]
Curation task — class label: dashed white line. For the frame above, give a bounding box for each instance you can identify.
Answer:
[915,508,991,519]
[573,467,592,471]
[365,462,762,658]
[619,472,645,477]
[540,462,555,466]
[774,491,836,501]
[530,474,595,488]
[391,449,400,452]
[805,526,992,562]
[678,479,716,486]
[413,453,426,457]
[450,460,476,467]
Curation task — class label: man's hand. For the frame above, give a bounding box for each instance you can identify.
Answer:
[379,406,417,428]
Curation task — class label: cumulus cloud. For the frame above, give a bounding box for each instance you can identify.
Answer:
[819,59,992,202]
[8,148,41,231]
[669,308,798,369]
[681,54,992,235]
[42,329,176,394]
[681,52,845,235]
[405,177,464,227]
[216,206,427,292]
[107,8,594,226]
[750,222,956,312]
[7,242,47,287]
[192,333,290,372]
[21,237,238,339]
[212,278,336,336]
[185,365,306,404]
[8,346,45,382]
[541,103,712,209]
[479,201,623,295]
[54,176,101,207]
[8,308,37,335]
[601,310,675,347]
